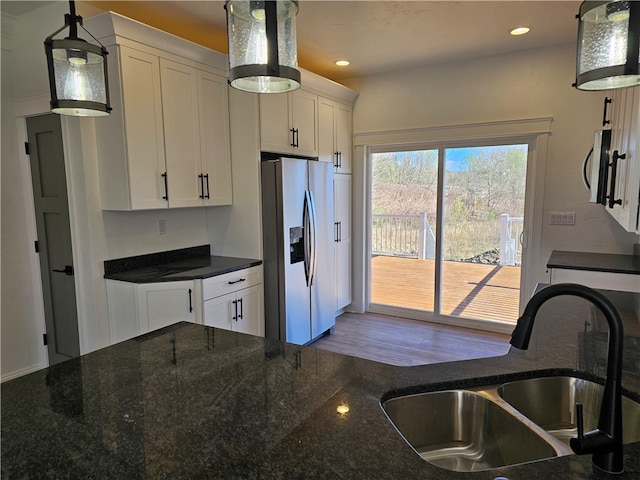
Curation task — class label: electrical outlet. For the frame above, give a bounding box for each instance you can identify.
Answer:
[159,219,167,235]
[550,211,575,225]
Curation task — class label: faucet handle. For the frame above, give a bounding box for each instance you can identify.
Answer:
[575,403,584,440]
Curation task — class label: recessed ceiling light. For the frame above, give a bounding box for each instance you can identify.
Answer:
[335,60,350,67]
[510,26,530,36]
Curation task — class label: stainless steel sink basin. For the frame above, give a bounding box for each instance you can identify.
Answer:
[382,389,557,472]
[382,374,640,472]
[497,376,640,446]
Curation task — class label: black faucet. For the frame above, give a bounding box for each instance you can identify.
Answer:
[510,283,625,474]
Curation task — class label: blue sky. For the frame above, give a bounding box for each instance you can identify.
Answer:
[445,145,528,172]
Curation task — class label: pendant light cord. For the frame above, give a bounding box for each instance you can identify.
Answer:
[67,0,79,39]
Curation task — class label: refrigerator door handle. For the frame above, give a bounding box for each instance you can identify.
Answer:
[308,190,318,286]
[303,190,318,286]
[303,191,312,286]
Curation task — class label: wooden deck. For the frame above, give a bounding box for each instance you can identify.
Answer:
[371,256,521,324]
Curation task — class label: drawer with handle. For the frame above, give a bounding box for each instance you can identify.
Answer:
[202,266,262,301]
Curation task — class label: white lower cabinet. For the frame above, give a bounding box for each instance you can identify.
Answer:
[107,280,196,344]
[199,266,264,337]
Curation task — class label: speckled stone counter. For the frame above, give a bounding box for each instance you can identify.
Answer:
[103,245,262,283]
[548,250,640,275]
[2,289,639,479]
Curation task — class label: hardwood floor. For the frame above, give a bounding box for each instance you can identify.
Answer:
[309,311,511,366]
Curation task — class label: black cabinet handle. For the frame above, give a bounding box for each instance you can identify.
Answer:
[338,151,342,168]
[188,288,193,313]
[290,127,296,147]
[238,298,243,320]
[204,174,210,199]
[603,97,612,127]
[607,150,624,208]
[228,278,246,285]
[232,299,237,321]
[334,222,339,242]
[334,152,339,168]
[198,174,205,199]
[161,172,169,201]
[294,350,302,369]
[52,265,74,276]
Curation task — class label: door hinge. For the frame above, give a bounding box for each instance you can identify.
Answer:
[34,240,39,253]
[24,142,30,155]
[43,333,48,346]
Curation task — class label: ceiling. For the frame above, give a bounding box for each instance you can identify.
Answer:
[2,1,582,82]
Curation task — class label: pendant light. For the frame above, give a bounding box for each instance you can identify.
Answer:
[225,0,301,93]
[44,0,111,116]
[576,0,640,90]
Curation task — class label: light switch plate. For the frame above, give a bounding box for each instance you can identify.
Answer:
[550,211,575,225]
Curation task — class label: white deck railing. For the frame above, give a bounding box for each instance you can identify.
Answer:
[372,212,523,265]
[499,214,523,266]
[371,213,435,259]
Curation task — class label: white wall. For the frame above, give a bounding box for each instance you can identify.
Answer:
[1,10,48,380]
[341,43,639,298]
[1,3,211,381]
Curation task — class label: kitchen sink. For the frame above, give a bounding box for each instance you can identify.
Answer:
[381,374,640,472]
[497,375,640,445]
[382,389,557,472]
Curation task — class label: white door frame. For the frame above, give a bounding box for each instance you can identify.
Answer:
[352,118,552,333]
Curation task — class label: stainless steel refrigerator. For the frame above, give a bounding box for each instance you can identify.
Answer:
[261,157,335,345]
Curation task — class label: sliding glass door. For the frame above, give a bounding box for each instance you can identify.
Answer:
[371,149,439,312]
[369,141,529,327]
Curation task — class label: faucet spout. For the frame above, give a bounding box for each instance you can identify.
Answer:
[510,283,625,474]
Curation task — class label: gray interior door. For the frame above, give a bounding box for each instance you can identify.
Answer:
[26,114,80,365]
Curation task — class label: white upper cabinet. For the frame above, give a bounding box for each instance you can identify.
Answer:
[318,96,352,173]
[160,58,202,208]
[259,89,318,157]
[89,13,232,211]
[198,71,233,206]
[98,45,167,210]
[606,87,640,233]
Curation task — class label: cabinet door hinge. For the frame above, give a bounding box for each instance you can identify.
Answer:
[34,240,39,253]
[24,142,30,155]
[43,333,48,346]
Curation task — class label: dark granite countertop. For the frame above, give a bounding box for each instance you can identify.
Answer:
[2,289,639,479]
[548,250,640,275]
[103,245,262,283]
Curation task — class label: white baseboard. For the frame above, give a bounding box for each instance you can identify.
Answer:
[1,363,46,383]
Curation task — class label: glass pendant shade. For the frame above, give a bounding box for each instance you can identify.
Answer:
[576,0,640,90]
[226,0,301,93]
[45,2,111,116]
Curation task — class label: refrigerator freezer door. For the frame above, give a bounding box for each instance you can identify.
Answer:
[281,159,313,345]
[308,161,336,339]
